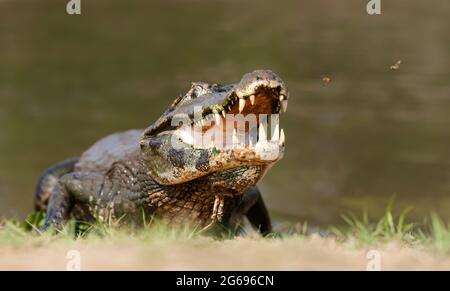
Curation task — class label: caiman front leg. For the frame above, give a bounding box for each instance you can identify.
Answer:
[200,194,225,233]
[41,172,105,231]
[235,186,273,236]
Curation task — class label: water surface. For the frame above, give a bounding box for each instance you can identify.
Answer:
[1,0,450,226]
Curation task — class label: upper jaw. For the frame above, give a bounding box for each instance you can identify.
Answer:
[235,69,289,100]
[143,70,289,138]
[198,69,289,121]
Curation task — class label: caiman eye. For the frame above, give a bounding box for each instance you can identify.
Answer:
[189,82,219,99]
[190,84,206,98]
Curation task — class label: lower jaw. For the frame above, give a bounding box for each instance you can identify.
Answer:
[203,164,269,194]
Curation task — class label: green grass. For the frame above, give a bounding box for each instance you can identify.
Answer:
[0,210,237,248]
[329,195,450,252]
[2,196,450,253]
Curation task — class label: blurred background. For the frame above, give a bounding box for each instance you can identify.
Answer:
[1,0,449,227]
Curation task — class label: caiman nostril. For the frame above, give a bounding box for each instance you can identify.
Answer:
[140,140,148,150]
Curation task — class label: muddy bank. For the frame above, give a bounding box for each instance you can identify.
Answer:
[1,235,449,271]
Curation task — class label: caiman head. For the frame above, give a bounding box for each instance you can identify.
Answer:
[140,70,289,192]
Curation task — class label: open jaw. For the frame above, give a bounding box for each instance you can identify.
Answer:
[169,84,288,162]
[141,70,289,160]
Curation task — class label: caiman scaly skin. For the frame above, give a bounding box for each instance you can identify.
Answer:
[35,70,289,235]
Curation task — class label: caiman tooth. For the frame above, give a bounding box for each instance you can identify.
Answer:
[195,119,203,127]
[281,100,288,113]
[239,98,246,113]
[280,128,285,146]
[214,113,221,125]
[249,94,255,106]
[258,121,267,141]
[221,111,226,118]
[271,123,279,142]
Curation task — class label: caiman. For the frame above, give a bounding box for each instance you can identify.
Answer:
[35,70,289,235]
